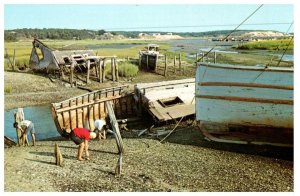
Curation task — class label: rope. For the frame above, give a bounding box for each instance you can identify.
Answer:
[198,4,264,62]
[276,36,294,66]
[126,116,185,155]
[267,21,293,66]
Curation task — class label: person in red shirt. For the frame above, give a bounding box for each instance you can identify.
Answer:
[70,128,97,161]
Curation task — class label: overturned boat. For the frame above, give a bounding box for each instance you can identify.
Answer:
[29,38,97,71]
[196,63,293,147]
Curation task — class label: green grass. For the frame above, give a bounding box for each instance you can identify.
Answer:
[105,61,139,77]
[118,62,139,77]
[4,39,171,70]
[234,39,294,50]
[216,52,293,67]
[4,84,12,93]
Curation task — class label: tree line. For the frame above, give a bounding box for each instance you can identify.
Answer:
[4,28,272,42]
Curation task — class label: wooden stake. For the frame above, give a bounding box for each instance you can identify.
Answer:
[12,49,16,71]
[146,55,149,70]
[111,57,115,81]
[138,54,141,68]
[70,62,74,87]
[155,54,158,73]
[55,143,64,167]
[115,58,119,81]
[102,58,106,82]
[179,53,182,73]
[214,51,217,63]
[98,59,102,83]
[174,55,176,73]
[86,60,90,84]
[164,55,168,77]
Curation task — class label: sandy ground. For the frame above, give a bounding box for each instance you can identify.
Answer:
[4,127,293,192]
[4,71,294,192]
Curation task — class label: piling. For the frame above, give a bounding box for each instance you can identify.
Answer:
[164,55,168,77]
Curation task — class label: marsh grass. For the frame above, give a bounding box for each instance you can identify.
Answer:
[235,39,294,50]
[4,84,12,93]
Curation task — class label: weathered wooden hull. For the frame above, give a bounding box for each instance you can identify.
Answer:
[196,63,293,146]
[51,86,135,135]
[134,78,195,122]
[141,53,158,70]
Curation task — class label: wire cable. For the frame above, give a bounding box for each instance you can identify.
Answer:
[198,4,264,62]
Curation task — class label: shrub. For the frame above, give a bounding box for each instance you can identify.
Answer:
[106,61,139,77]
[118,62,139,77]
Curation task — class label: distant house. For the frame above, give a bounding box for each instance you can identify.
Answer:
[166,33,172,35]
[152,33,160,36]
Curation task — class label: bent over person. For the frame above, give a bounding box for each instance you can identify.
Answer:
[14,120,36,146]
[69,128,97,161]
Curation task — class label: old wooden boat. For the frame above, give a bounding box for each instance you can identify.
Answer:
[139,44,163,70]
[134,78,195,122]
[30,38,97,71]
[196,63,293,147]
[51,85,135,136]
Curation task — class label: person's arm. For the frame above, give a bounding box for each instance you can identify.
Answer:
[84,140,90,159]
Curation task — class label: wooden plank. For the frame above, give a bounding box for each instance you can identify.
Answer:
[198,82,293,90]
[196,86,292,101]
[86,60,90,84]
[196,98,293,128]
[56,95,123,113]
[196,95,293,105]
[164,55,168,77]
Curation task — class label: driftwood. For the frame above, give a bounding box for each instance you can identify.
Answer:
[54,143,64,167]
[14,108,29,146]
[105,101,124,176]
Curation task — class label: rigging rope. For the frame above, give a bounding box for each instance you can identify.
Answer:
[198,4,264,62]
[267,21,293,67]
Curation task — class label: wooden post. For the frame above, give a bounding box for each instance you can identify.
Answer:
[214,51,217,63]
[195,53,198,63]
[102,58,106,82]
[202,52,204,62]
[174,55,176,73]
[111,57,115,82]
[95,60,98,79]
[138,54,141,68]
[127,56,129,61]
[12,49,16,71]
[155,54,158,73]
[86,60,90,84]
[164,55,168,77]
[179,53,182,73]
[14,108,27,146]
[55,143,64,167]
[70,62,74,87]
[5,48,8,58]
[146,55,149,70]
[115,58,119,81]
[98,59,102,83]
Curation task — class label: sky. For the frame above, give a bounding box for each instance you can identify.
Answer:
[4,4,294,33]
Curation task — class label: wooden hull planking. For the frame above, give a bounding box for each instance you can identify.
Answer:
[51,86,135,135]
[196,63,293,146]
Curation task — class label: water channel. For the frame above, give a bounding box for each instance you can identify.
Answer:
[4,105,59,142]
